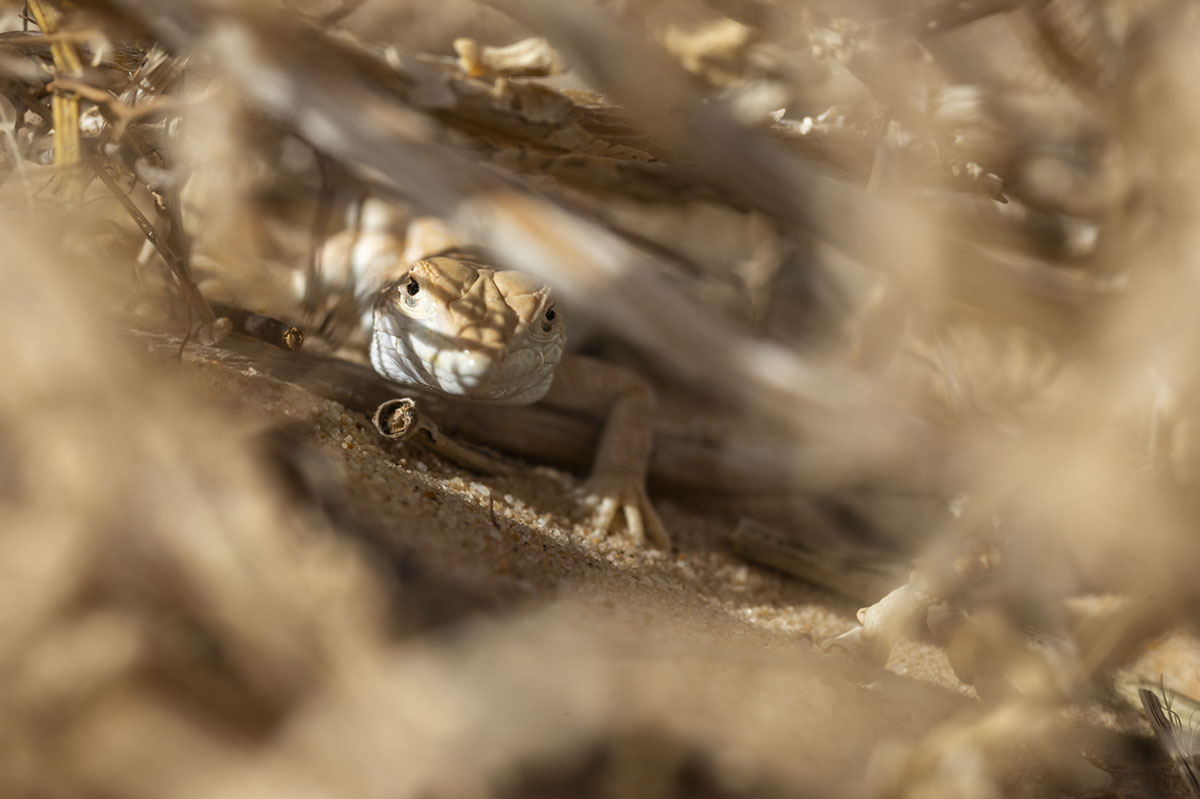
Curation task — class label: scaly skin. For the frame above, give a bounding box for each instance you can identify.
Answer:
[327,215,670,548]
[371,252,565,405]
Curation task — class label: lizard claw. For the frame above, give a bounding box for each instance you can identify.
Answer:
[578,474,671,550]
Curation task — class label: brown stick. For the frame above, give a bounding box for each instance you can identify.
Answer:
[371,397,515,475]
[209,303,304,351]
[126,327,924,500]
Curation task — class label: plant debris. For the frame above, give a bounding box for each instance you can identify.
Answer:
[3,0,1200,796]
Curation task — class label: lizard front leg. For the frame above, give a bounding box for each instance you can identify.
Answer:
[543,353,670,549]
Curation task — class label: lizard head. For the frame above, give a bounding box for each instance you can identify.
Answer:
[370,253,566,404]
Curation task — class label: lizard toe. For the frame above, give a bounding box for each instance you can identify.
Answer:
[577,475,671,549]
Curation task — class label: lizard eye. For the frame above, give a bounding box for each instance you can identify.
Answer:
[545,307,556,321]
[541,306,557,333]
[403,276,422,308]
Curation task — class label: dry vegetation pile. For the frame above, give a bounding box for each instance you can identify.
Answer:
[2,0,1200,796]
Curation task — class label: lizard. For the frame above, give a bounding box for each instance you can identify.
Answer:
[320,209,670,549]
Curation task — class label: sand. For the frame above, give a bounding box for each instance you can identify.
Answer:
[142,342,1200,798]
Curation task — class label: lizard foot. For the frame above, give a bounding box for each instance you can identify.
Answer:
[577,473,671,550]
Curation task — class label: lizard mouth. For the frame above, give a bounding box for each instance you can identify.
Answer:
[424,342,557,403]
[422,340,501,391]
[370,326,558,404]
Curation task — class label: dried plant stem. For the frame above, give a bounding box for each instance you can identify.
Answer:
[85,150,219,332]
[1139,688,1200,798]
[209,303,304,351]
[26,0,83,200]
[47,78,181,138]
[372,397,516,475]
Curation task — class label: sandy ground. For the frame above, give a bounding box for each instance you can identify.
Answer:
[147,342,1200,798]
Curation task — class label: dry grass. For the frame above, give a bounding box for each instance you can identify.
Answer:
[2,0,1200,796]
